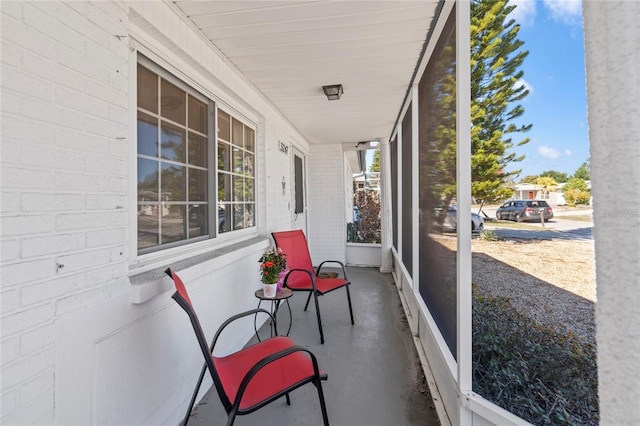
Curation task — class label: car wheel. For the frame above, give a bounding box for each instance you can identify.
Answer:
[496,212,501,220]
[515,213,522,222]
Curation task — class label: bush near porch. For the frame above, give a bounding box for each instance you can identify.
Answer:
[472,290,598,425]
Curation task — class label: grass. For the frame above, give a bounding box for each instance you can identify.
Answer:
[483,220,549,230]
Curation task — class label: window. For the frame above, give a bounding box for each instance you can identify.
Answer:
[136,60,256,254]
[217,111,255,233]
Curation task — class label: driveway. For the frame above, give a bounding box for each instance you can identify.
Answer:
[477,205,593,241]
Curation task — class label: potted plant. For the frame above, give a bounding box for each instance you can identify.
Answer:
[258,247,287,298]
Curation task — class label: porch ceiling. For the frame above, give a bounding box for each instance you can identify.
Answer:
[172,1,440,145]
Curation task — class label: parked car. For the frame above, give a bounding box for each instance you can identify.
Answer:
[496,200,554,222]
[443,206,485,233]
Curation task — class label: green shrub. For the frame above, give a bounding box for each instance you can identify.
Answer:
[478,229,501,241]
[472,291,598,425]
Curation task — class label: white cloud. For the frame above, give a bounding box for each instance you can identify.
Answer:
[565,149,572,156]
[509,0,537,26]
[542,0,582,25]
[539,145,561,159]
[514,78,534,95]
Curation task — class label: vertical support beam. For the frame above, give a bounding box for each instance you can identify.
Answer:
[397,122,403,281]
[456,0,473,424]
[379,137,393,273]
[411,84,420,293]
[583,2,640,424]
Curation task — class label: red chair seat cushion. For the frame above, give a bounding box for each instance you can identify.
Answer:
[286,275,349,294]
[215,336,325,410]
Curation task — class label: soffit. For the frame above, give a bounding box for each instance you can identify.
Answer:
[172,1,440,144]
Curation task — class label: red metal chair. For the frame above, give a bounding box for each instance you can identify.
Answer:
[271,230,354,344]
[165,268,329,426]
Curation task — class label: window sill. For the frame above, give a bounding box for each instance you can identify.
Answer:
[129,235,270,304]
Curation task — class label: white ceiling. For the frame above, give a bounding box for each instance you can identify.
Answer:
[172,1,440,145]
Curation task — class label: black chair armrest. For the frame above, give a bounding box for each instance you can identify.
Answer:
[211,308,276,353]
[283,268,318,291]
[316,260,348,279]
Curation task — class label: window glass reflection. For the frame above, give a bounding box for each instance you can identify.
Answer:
[161,204,185,244]
[137,112,158,157]
[161,79,186,125]
[137,158,158,202]
[188,133,206,167]
[161,163,185,202]
[161,121,186,162]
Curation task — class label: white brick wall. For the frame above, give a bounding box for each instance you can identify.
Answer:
[1,1,131,423]
[0,1,316,424]
[307,144,347,263]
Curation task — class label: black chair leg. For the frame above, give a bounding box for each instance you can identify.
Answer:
[286,393,291,405]
[315,379,330,426]
[303,291,313,311]
[182,361,208,426]
[312,290,325,344]
[346,285,355,325]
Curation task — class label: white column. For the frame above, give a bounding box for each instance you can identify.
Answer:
[379,137,393,273]
[583,2,640,424]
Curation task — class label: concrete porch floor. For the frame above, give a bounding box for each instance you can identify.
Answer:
[184,266,441,426]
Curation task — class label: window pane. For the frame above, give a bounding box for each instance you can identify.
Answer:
[218,110,230,141]
[161,79,186,125]
[161,163,185,201]
[245,203,254,227]
[233,175,244,202]
[161,205,185,243]
[232,118,243,146]
[188,204,207,238]
[218,173,231,202]
[232,147,243,174]
[138,208,159,249]
[218,204,231,233]
[245,127,255,152]
[233,204,245,230]
[137,65,158,113]
[218,142,230,171]
[188,96,207,133]
[244,153,254,177]
[245,178,254,202]
[137,112,158,157]
[161,121,186,162]
[138,158,158,202]
[188,168,207,201]
[188,133,206,167]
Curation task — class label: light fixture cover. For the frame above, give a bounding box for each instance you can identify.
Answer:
[322,84,343,100]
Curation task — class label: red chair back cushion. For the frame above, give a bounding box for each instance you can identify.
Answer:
[272,230,315,290]
[168,269,192,306]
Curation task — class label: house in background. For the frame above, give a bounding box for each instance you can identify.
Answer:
[1,1,638,425]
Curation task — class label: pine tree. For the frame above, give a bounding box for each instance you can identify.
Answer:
[471,0,531,202]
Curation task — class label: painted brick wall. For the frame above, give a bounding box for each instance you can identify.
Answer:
[1,2,130,424]
[1,1,323,424]
[307,144,346,263]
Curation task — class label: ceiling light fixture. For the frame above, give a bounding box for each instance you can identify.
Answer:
[322,84,343,101]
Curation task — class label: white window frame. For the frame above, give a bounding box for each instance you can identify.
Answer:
[129,47,259,272]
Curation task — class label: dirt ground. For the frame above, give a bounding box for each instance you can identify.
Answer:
[471,238,596,343]
[472,238,596,301]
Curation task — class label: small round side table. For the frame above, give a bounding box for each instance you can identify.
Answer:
[254,287,293,340]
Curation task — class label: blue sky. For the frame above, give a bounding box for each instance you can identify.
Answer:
[506,0,588,180]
